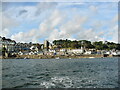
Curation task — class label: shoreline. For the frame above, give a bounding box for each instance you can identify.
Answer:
[1,54,118,59]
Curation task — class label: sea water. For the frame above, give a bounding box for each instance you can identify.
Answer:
[2,57,119,88]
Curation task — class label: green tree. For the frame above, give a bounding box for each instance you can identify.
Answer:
[70,41,79,49]
[116,44,120,50]
[93,41,104,50]
[102,44,109,50]
[53,39,119,50]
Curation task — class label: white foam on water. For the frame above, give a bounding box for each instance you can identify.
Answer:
[40,76,73,88]
[41,81,55,88]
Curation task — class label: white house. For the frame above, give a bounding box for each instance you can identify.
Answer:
[84,51,92,54]
[30,46,39,52]
[29,51,35,55]
[117,51,120,55]
[18,51,23,55]
[68,49,84,54]
[111,52,117,55]
[60,49,66,52]
[49,49,56,53]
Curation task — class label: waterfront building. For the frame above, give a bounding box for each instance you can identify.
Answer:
[49,49,56,53]
[0,36,16,57]
[14,43,30,52]
[30,46,39,52]
[84,51,92,54]
[68,49,84,54]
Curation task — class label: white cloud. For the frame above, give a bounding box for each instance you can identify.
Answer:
[49,10,65,28]
[11,29,40,43]
[107,25,118,43]
[39,9,65,33]
[89,5,98,13]
[10,9,66,43]
[2,15,19,29]
[0,28,10,37]
[60,15,88,35]
[11,32,24,42]
[2,0,119,2]
[45,13,88,42]
[47,29,60,41]
[2,2,118,43]
[3,2,57,22]
[112,14,118,23]
[10,6,118,43]
[35,2,57,16]
[2,2,59,39]
[75,28,105,42]
[38,9,66,37]
[1,15,19,37]
[102,14,118,43]
[47,28,76,42]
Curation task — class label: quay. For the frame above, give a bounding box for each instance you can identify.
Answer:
[1,54,116,59]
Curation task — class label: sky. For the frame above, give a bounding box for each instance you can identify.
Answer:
[1,1,118,43]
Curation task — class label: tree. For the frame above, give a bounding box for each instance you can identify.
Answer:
[93,41,104,50]
[70,41,79,49]
[79,40,94,49]
[107,42,117,50]
[102,44,109,50]
[116,44,120,50]
[52,39,119,50]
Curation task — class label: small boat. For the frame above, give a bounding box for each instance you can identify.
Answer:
[55,57,60,59]
[89,57,95,58]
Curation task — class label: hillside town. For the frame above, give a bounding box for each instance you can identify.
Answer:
[0,36,120,59]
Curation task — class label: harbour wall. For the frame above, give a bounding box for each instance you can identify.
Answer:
[14,54,111,59]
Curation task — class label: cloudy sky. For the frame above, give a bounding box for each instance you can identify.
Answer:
[1,1,118,43]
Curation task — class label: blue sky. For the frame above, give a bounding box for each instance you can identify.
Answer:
[1,1,118,43]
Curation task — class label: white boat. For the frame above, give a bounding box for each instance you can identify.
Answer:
[89,57,95,58]
[55,57,60,59]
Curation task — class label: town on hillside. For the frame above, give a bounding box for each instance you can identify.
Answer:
[0,36,120,59]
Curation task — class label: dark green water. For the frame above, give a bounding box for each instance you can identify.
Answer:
[2,57,119,88]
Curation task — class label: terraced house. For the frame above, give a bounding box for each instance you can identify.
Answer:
[0,36,16,57]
